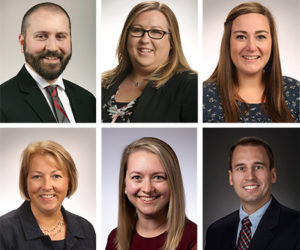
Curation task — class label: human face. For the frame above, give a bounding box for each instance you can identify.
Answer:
[230,13,272,79]
[125,151,170,220]
[127,10,171,75]
[229,145,277,214]
[27,154,69,216]
[19,9,72,83]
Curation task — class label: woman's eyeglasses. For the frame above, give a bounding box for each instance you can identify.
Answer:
[128,26,171,40]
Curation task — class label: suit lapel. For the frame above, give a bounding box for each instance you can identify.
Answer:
[64,82,80,122]
[249,198,280,250]
[17,66,56,122]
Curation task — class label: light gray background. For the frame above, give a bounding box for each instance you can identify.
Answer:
[203,128,300,247]
[101,0,198,73]
[0,128,96,228]
[102,128,197,248]
[0,0,96,95]
[203,0,300,81]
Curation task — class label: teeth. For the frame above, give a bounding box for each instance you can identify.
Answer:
[244,185,257,190]
[140,197,156,201]
[45,57,58,60]
[41,194,55,198]
[243,56,259,59]
[139,49,152,52]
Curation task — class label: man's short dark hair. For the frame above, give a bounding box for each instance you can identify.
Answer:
[21,2,71,36]
[228,136,274,170]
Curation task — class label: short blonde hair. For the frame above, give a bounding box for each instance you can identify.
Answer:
[116,137,186,250]
[19,140,78,200]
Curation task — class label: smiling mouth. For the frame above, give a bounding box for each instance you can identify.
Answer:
[138,48,153,54]
[243,184,260,191]
[40,194,56,199]
[139,196,159,203]
[242,55,260,60]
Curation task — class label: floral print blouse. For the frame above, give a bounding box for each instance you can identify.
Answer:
[102,88,138,123]
[203,76,300,122]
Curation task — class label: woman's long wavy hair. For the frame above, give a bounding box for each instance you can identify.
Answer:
[102,1,193,89]
[205,2,295,122]
[115,137,186,250]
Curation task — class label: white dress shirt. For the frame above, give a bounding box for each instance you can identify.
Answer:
[25,64,76,123]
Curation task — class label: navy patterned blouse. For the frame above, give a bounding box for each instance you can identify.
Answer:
[203,76,300,122]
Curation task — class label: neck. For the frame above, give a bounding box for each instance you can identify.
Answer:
[30,202,62,226]
[136,209,168,237]
[241,196,271,215]
[236,72,265,103]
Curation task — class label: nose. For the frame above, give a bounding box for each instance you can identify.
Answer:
[140,31,151,43]
[45,36,58,51]
[142,178,153,193]
[245,168,255,180]
[246,37,257,51]
[42,177,53,190]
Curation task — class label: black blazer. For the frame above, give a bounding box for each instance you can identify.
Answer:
[205,197,300,250]
[0,66,96,123]
[0,201,96,250]
[102,71,197,122]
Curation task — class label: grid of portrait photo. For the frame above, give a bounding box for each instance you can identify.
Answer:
[0,0,299,249]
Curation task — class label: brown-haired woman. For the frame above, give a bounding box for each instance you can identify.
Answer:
[102,1,197,123]
[203,2,299,122]
[105,137,197,250]
[0,140,96,250]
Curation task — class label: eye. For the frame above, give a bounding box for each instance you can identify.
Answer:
[131,175,141,180]
[257,35,266,40]
[236,166,245,171]
[150,29,164,35]
[255,165,264,170]
[56,33,67,40]
[131,27,143,33]
[32,175,41,179]
[236,35,247,40]
[53,174,62,179]
[153,175,167,181]
[35,34,47,40]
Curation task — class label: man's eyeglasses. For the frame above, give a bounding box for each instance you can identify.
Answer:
[128,26,171,40]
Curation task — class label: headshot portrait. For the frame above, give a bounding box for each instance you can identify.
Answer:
[0,128,96,249]
[102,128,197,249]
[203,0,300,122]
[0,1,96,123]
[101,0,198,123]
[203,128,300,250]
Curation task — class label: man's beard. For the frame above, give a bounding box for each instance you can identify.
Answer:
[23,40,72,81]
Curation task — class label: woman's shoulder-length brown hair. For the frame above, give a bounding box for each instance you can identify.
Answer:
[205,1,294,122]
[102,1,194,89]
[19,140,78,200]
[116,137,186,250]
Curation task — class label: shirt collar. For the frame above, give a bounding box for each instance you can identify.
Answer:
[25,63,65,90]
[239,197,272,229]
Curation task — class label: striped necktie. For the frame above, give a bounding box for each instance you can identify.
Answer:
[45,85,70,123]
[237,216,252,250]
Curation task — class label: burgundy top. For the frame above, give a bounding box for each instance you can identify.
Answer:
[105,219,197,250]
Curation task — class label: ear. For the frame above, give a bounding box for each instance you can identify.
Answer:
[19,34,25,53]
[271,167,277,184]
[228,170,233,186]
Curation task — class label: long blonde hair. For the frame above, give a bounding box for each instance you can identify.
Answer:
[116,137,186,250]
[102,1,193,89]
[205,2,295,122]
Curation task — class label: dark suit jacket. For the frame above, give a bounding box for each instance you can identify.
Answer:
[0,66,96,122]
[0,201,96,250]
[205,197,300,250]
[102,71,197,122]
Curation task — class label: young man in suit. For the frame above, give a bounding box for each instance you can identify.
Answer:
[205,136,299,250]
[0,2,95,123]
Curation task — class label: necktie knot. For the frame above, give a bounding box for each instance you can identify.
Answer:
[242,216,252,227]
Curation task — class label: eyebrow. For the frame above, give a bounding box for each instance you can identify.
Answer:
[29,169,62,174]
[232,30,269,34]
[233,161,266,168]
[128,171,166,175]
[131,24,166,30]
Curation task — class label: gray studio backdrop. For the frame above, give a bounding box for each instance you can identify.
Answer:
[0,0,96,95]
[0,128,96,228]
[203,0,300,81]
[102,128,197,248]
[203,128,300,246]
